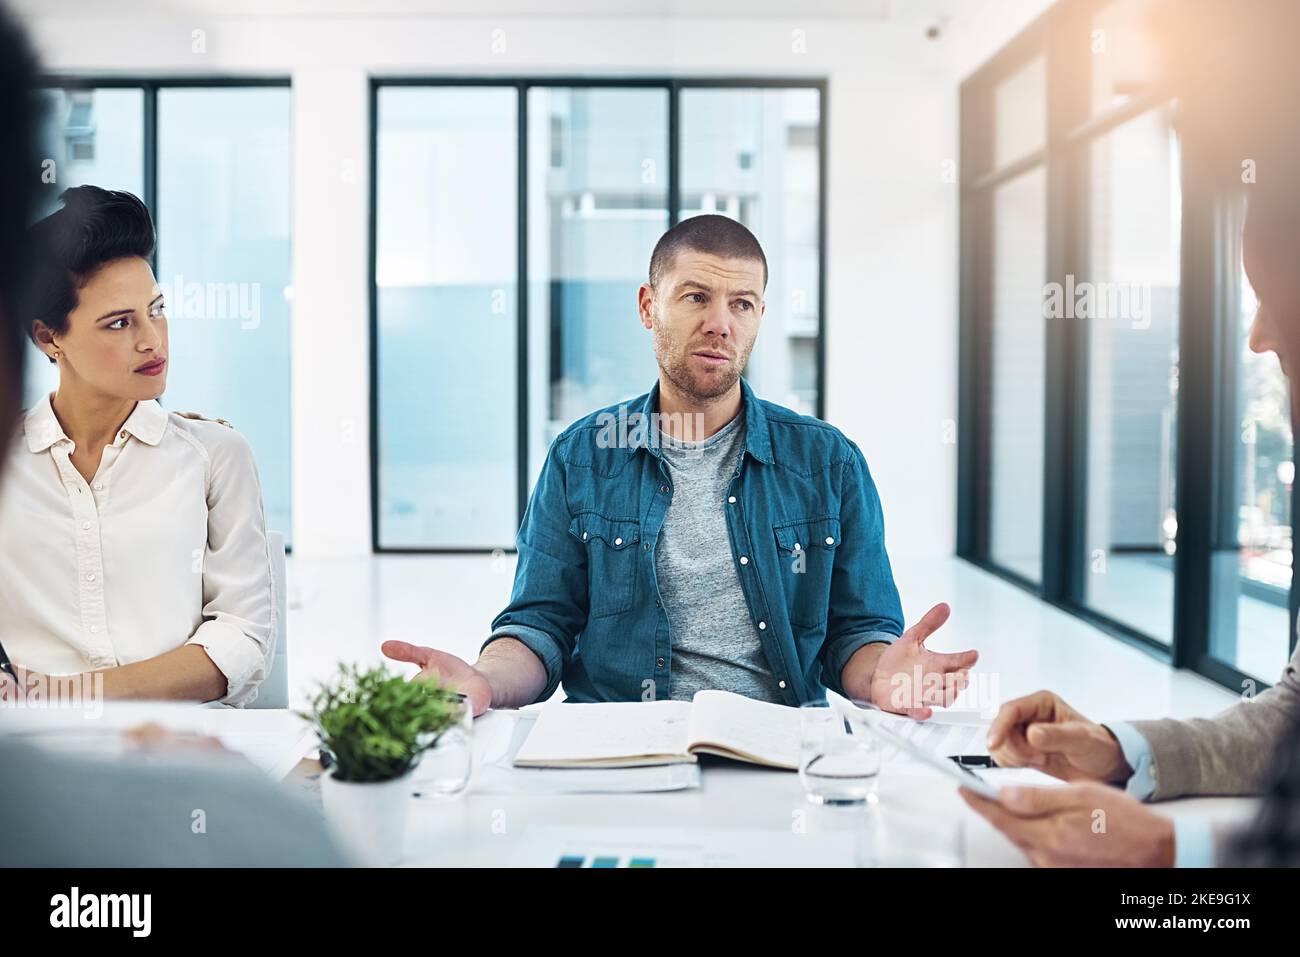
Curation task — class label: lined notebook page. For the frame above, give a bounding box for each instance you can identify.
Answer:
[512,700,695,764]
[686,690,803,768]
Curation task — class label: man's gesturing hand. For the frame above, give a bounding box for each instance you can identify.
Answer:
[381,641,492,717]
[869,602,978,720]
[985,690,1132,784]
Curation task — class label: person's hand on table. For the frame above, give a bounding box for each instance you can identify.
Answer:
[381,640,492,717]
[960,782,1175,867]
[986,690,1133,784]
[869,602,979,719]
[120,722,259,772]
[122,721,231,754]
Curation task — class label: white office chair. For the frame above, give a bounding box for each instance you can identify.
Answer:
[249,530,289,709]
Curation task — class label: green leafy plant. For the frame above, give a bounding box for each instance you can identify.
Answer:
[300,663,466,783]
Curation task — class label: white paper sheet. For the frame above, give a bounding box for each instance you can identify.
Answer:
[872,711,990,759]
[510,826,854,867]
[687,690,803,768]
[479,709,701,792]
[511,699,695,766]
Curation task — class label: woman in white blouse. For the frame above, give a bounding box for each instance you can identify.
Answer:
[0,186,274,706]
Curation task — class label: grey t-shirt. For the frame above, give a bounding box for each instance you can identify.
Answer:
[655,410,783,703]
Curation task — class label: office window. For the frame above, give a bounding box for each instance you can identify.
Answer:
[373,80,824,550]
[34,88,144,213]
[680,87,821,414]
[961,0,1289,695]
[988,168,1048,582]
[155,87,293,541]
[375,87,518,548]
[1210,268,1293,680]
[1081,106,1181,645]
[961,38,1049,586]
[526,86,667,481]
[1080,106,1182,643]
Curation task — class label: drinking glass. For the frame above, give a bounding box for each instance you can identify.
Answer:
[798,699,881,806]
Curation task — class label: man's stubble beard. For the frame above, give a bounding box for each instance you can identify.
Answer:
[651,317,753,404]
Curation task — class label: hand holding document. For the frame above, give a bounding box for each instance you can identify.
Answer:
[848,703,1000,799]
[863,707,990,759]
[834,700,1064,796]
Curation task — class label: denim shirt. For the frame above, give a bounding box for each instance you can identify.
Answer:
[483,378,905,707]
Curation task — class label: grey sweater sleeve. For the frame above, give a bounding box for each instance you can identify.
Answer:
[1130,640,1300,800]
[0,738,348,867]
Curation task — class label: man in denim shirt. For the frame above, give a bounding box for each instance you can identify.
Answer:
[385,216,977,716]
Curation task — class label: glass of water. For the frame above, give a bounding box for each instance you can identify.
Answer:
[412,696,473,798]
[799,699,881,806]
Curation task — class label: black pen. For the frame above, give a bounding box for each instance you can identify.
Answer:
[0,638,17,681]
[951,754,997,768]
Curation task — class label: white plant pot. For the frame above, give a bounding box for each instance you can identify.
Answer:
[320,770,413,866]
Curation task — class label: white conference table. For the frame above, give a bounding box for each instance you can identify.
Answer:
[397,709,1261,867]
[3,702,1261,867]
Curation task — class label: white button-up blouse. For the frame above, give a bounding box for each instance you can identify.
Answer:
[0,393,275,706]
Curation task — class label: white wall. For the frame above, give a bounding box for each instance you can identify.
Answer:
[17,1,1050,560]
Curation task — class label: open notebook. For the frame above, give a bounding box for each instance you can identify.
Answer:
[512,690,803,770]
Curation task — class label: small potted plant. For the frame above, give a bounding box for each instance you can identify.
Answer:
[302,663,465,865]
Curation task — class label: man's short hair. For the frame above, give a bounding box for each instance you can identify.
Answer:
[23,185,156,343]
[648,214,768,291]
